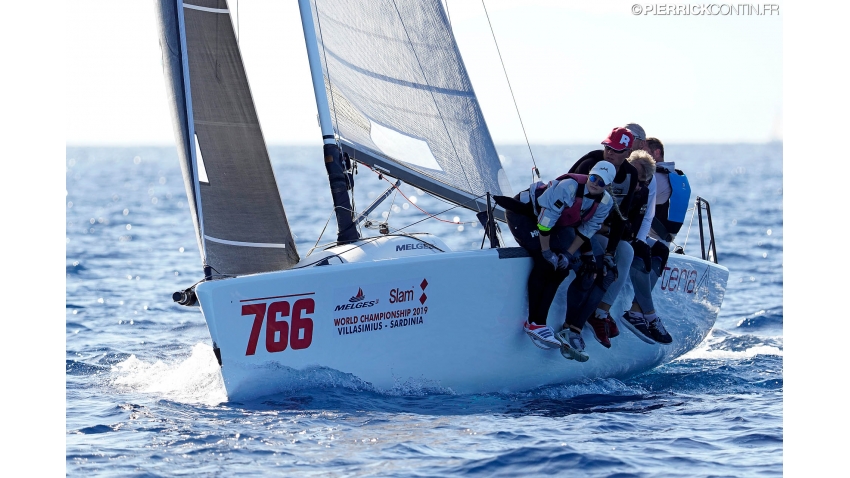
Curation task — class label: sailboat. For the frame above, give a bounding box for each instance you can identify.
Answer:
[154,0,728,400]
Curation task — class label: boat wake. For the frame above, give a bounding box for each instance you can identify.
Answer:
[110,343,228,406]
[109,328,781,406]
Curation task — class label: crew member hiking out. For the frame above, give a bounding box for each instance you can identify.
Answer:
[494,161,615,361]
[618,149,673,344]
[622,137,691,344]
[567,126,641,343]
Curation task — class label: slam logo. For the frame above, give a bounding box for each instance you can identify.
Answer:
[335,287,378,311]
[349,288,366,303]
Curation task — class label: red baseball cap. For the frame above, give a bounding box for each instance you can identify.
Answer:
[601,127,634,152]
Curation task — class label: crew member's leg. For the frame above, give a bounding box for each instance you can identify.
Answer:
[584,238,632,344]
[640,241,672,344]
[552,227,594,361]
[598,240,634,311]
[507,209,565,348]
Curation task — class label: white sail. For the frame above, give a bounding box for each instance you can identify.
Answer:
[304,0,513,217]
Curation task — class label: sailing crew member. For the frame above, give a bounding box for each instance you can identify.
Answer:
[567,126,641,343]
[622,137,691,344]
[495,162,616,353]
[646,136,691,248]
[625,122,650,154]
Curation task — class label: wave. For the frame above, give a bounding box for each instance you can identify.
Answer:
[679,329,782,361]
[735,307,783,331]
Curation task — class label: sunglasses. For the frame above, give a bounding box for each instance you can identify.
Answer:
[588,174,606,187]
[604,145,631,154]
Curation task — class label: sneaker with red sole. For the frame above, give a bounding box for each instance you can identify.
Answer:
[605,314,620,338]
[523,322,560,349]
[585,316,611,348]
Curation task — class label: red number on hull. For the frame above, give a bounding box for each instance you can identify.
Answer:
[241,304,267,356]
[266,300,291,353]
[241,298,315,355]
[290,298,315,350]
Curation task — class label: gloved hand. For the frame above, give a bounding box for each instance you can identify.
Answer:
[632,240,651,272]
[601,253,618,281]
[565,252,583,272]
[542,250,570,270]
[577,254,596,277]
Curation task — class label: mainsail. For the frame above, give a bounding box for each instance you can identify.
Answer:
[155,0,300,276]
[305,0,513,217]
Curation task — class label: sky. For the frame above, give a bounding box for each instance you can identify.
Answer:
[65,0,782,145]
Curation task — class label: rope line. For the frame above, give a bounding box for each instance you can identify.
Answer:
[480,0,539,179]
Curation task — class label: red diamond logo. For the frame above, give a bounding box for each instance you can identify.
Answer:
[420,278,428,290]
[419,293,427,304]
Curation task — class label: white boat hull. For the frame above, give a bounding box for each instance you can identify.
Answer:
[194,235,728,399]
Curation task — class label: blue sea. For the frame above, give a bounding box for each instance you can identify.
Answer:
[66,143,783,476]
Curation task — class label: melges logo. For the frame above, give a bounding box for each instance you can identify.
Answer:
[349,288,366,302]
[335,287,379,311]
[396,243,430,252]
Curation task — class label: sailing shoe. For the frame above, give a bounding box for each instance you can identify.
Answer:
[556,329,590,362]
[586,316,611,348]
[647,317,673,344]
[605,314,620,338]
[621,312,656,344]
[523,322,560,349]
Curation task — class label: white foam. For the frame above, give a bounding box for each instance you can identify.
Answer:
[677,332,784,361]
[110,343,227,406]
[679,345,783,361]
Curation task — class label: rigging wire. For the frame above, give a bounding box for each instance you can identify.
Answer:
[480,0,540,180]
[391,192,487,234]
[364,164,476,225]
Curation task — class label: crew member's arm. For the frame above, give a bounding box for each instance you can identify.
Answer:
[578,193,613,242]
[635,177,657,243]
[536,179,580,253]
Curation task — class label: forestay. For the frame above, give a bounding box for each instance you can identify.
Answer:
[155,0,300,276]
[306,0,513,215]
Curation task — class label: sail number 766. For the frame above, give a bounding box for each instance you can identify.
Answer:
[240,298,315,355]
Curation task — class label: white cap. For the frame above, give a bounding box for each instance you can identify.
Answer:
[624,123,646,141]
[589,160,616,186]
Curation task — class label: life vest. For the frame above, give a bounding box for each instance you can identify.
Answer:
[626,180,650,240]
[533,174,602,228]
[652,169,691,241]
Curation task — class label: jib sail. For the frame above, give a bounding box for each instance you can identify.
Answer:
[155,0,300,276]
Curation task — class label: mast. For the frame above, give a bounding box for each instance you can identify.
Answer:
[298,0,359,244]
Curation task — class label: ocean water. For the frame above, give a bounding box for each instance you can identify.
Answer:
[66,143,782,476]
